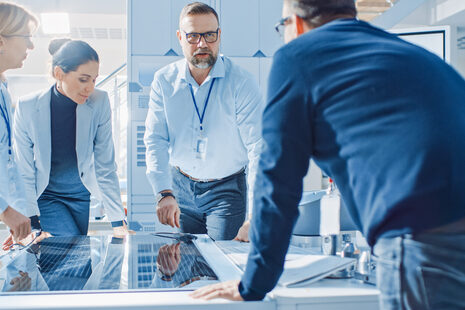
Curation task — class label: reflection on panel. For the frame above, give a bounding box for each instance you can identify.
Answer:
[219,0,259,56]
[0,235,233,294]
[130,236,217,289]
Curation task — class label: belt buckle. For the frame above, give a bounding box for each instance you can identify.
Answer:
[177,167,215,182]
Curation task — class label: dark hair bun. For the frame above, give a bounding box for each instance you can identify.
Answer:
[48,38,72,55]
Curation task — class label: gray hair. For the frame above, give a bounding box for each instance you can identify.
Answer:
[285,0,357,27]
[179,2,219,26]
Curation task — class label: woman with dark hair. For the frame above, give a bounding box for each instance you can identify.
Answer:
[13,38,130,236]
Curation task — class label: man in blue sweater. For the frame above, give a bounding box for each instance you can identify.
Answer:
[192,0,465,308]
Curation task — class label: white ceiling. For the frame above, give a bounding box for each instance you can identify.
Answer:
[8,0,465,78]
[7,0,127,77]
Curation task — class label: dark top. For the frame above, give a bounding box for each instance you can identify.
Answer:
[239,19,465,300]
[42,85,90,198]
[40,86,124,228]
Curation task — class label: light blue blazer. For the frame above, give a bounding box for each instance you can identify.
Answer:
[13,87,125,222]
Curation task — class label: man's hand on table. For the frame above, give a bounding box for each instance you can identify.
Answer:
[234,220,250,242]
[190,280,244,301]
[156,196,180,228]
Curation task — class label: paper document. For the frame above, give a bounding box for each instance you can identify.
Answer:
[215,241,355,287]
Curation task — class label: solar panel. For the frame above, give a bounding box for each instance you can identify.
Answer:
[0,234,238,294]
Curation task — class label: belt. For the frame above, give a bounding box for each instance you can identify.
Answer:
[175,166,245,183]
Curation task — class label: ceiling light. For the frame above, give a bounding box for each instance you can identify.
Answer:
[40,13,70,34]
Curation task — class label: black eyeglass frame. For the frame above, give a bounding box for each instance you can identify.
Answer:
[183,28,220,44]
[274,16,292,37]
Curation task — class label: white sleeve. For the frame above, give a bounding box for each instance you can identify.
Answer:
[144,75,172,196]
[13,99,40,216]
[235,73,265,218]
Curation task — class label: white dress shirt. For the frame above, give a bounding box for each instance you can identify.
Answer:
[144,56,264,214]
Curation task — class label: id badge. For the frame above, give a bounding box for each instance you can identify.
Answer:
[195,135,208,161]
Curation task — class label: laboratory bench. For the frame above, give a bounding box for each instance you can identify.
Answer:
[0,230,379,310]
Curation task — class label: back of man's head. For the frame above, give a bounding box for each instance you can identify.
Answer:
[285,0,357,28]
[179,2,219,26]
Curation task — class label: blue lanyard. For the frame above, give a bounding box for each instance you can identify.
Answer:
[188,78,216,131]
[0,87,11,157]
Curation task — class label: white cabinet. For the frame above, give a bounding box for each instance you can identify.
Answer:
[219,0,260,56]
[129,121,152,197]
[259,0,284,57]
[229,57,260,87]
[130,0,170,55]
[260,57,273,98]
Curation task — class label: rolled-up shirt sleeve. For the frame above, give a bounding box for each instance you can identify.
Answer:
[144,73,172,195]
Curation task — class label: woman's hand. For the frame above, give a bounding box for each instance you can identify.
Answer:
[0,207,31,241]
[8,271,32,292]
[2,230,52,251]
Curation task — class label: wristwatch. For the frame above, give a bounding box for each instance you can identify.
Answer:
[156,192,175,204]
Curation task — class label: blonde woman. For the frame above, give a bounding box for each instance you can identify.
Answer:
[0,2,38,243]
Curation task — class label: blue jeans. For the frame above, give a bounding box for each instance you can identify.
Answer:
[38,194,91,236]
[374,232,465,310]
[171,167,246,241]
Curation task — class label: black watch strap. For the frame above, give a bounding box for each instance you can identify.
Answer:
[157,192,175,204]
[30,215,41,230]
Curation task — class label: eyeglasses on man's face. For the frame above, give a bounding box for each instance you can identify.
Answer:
[275,16,292,38]
[183,28,219,44]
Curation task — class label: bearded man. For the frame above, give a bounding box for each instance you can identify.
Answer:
[144,2,263,241]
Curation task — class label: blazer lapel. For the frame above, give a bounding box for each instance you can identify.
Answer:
[35,89,52,171]
[76,102,93,167]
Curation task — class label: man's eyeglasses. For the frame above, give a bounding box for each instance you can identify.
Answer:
[183,28,219,44]
[275,16,292,37]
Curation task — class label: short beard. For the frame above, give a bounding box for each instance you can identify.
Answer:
[190,49,217,69]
